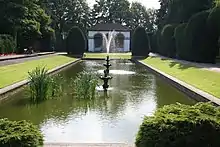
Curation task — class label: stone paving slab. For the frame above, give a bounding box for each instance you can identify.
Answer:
[44,143,134,147]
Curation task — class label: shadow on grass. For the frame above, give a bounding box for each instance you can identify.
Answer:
[168,61,195,70]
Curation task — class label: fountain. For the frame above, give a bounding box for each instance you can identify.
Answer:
[99,31,115,91]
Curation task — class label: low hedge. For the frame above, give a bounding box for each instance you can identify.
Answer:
[0,119,43,147]
[136,103,220,147]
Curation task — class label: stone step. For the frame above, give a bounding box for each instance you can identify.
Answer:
[44,143,134,147]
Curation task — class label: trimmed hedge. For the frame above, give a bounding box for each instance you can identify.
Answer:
[131,27,149,57]
[184,10,214,63]
[66,26,86,56]
[0,119,43,147]
[0,34,15,54]
[207,6,220,59]
[136,103,220,147]
[159,24,177,57]
[174,23,188,59]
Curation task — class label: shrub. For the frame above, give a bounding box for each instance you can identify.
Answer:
[66,26,86,56]
[0,119,43,147]
[174,23,188,59]
[136,103,220,147]
[73,71,98,99]
[184,10,215,63]
[131,27,149,57]
[149,32,158,53]
[28,67,63,103]
[0,34,15,54]
[207,6,220,59]
[159,24,177,57]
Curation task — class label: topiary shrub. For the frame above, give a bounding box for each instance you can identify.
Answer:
[0,119,43,147]
[159,24,177,57]
[184,10,215,63]
[131,27,149,57]
[207,6,220,60]
[174,23,188,59]
[136,103,220,147]
[149,32,159,53]
[66,26,86,56]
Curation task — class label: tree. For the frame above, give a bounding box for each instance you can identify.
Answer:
[131,27,149,57]
[0,0,53,53]
[146,8,158,32]
[66,26,86,56]
[42,0,90,51]
[90,0,130,25]
[128,2,150,30]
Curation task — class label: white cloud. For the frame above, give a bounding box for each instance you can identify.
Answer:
[87,0,160,9]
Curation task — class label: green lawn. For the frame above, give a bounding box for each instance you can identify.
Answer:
[141,57,220,98]
[0,55,76,88]
[84,52,131,59]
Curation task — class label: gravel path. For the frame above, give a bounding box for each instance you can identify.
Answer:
[150,53,220,73]
[0,54,56,67]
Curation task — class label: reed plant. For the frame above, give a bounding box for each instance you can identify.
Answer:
[28,67,63,103]
[73,71,98,99]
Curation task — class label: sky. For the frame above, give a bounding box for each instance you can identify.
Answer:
[87,0,160,9]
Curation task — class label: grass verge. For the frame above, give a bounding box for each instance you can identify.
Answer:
[141,57,220,98]
[84,52,131,59]
[0,55,76,88]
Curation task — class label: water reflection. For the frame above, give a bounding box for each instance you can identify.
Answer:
[0,60,196,143]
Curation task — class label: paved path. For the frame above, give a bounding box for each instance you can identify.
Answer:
[150,53,220,73]
[0,52,55,67]
[44,143,134,147]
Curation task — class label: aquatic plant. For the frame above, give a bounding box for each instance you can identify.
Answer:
[73,71,98,99]
[0,119,43,147]
[28,67,63,103]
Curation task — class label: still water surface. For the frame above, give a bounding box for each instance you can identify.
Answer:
[0,60,195,143]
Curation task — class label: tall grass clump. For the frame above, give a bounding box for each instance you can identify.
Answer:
[28,67,63,103]
[73,71,98,99]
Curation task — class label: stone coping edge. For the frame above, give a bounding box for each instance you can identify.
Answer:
[82,58,129,60]
[133,59,220,106]
[0,52,55,61]
[0,59,81,98]
[44,143,134,147]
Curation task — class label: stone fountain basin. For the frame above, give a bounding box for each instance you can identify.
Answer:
[100,76,113,80]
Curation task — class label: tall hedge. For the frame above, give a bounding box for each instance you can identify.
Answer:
[159,24,177,57]
[136,103,220,147]
[0,35,15,54]
[0,119,43,147]
[131,27,149,57]
[174,23,188,59]
[149,32,159,53]
[66,26,86,56]
[207,6,220,59]
[184,10,215,63]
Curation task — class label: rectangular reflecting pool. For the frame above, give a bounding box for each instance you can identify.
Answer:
[0,60,196,143]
